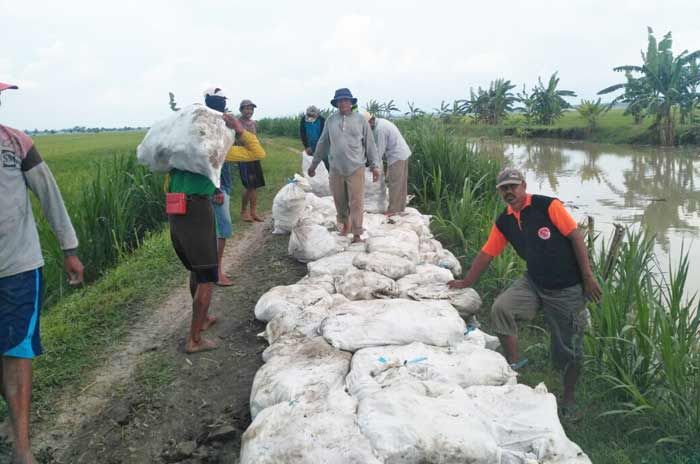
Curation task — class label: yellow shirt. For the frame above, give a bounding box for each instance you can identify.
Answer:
[225,130,266,162]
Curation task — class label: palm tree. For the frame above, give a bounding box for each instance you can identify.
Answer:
[598,28,700,145]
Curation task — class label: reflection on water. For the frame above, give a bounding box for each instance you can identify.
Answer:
[478,139,700,294]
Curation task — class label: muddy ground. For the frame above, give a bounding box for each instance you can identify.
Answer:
[23,221,306,464]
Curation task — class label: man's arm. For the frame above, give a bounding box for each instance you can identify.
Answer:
[300,117,309,149]
[569,229,602,302]
[225,130,266,162]
[362,119,380,170]
[23,147,84,284]
[448,251,493,289]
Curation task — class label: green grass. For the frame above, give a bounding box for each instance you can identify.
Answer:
[134,352,177,399]
[0,132,303,424]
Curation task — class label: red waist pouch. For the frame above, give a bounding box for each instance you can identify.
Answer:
[166,192,187,215]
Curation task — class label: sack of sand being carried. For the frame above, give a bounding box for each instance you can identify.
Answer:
[137,104,234,187]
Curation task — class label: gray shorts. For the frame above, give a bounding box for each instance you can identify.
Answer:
[491,275,587,370]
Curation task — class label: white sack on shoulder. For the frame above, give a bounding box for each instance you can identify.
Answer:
[301,152,333,197]
[254,284,332,322]
[465,384,592,463]
[346,342,516,400]
[249,337,351,419]
[288,218,337,263]
[407,283,482,317]
[307,251,363,277]
[271,177,308,234]
[352,251,416,280]
[336,268,398,301]
[396,264,455,297]
[137,104,234,187]
[240,389,381,464]
[321,299,465,352]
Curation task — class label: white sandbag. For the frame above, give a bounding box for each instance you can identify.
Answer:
[386,211,433,238]
[366,228,420,263]
[321,299,466,352]
[347,342,516,400]
[137,104,234,187]
[364,166,388,213]
[296,273,336,294]
[418,240,462,276]
[464,327,502,351]
[465,384,592,463]
[335,268,398,301]
[362,213,387,235]
[352,252,416,280]
[288,218,337,263]
[307,251,363,277]
[436,248,462,276]
[357,380,503,463]
[250,337,351,419]
[396,264,455,297]
[240,389,381,464]
[271,176,308,234]
[301,152,333,197]
[254,284,332,322]
[406,283,482,317]
[263,294,349,344]
[300,193,337,229]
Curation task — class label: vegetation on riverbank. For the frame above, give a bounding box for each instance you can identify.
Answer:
[402,118,700,463]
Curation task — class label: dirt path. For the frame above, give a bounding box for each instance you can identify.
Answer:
[33,221,306,464]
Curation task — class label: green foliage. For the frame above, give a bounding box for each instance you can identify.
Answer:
[460,79,518,125]
[577,98,610,131]
[518,72,577,125]
[168,92,180,112]
[257,115,301,138]
[598,28,700,145]
[404,101,426,119]
[364,99,400,119]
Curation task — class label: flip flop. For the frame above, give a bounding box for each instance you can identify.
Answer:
[509,358,529,371]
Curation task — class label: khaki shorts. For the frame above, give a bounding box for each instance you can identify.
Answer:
[491,274,587,370]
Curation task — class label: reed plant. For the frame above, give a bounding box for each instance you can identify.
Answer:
[257,115,301,138]
[37,154,165,306]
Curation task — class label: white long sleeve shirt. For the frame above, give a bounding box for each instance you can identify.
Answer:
[0,125,78,278]
[373,118,411,166]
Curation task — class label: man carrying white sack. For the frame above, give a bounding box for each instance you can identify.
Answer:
[168,87,266,353]
[448,168,601,420]
[363,111,411,216]
[307,88,380,243]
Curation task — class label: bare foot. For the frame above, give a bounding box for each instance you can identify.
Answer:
[241,212,253,222]
[216,275,234,286]
[351,236,365,244]
[201,315,219,331]
[252,213,264,222]
[185,336,219,353]
[11,450,36,464]
[384,211,397,217]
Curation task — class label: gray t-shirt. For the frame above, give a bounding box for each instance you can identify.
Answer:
[0,125,78,278]
[311,111,379,177]
[373,118,411,165]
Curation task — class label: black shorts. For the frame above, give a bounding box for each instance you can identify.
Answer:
[239,161,266,189]
[1,268,43,358]
[168,195,219,283]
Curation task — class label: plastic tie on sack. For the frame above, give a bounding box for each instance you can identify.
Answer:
[286,177,297,184]
[464,324,477,335]
[377,356,388,364]
[404,356,427,365]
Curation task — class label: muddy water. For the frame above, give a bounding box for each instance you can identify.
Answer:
[479,139,700,296]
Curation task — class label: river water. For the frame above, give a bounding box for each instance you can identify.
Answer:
[478,139,700,296]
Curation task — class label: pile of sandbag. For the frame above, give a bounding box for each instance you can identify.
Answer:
[238,187,592,464]
[137,104,234,187]
[271,175,309,234]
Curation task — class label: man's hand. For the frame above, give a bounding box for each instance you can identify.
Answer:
[448,279,468,289]
[223,114,244,134]
[371,167,380,182]
[213,191,225,205]
[304,147,313,156]
[64,255,84,286]
[308,167,316,178]
[583,275,602,303]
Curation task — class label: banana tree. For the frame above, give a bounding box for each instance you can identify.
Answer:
[529,72,577,125]
[577,98,609,131]
[598,28,700,145]
[460,78,517,125]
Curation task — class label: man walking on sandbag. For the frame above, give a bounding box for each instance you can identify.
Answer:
[363,111,411,216]
[168,87,266,353]
[448,168,601,419]
[307,88,380,243]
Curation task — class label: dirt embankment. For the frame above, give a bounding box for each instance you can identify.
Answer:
[33,221,306,464]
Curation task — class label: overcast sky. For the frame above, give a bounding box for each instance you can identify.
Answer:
[2,0,699,130]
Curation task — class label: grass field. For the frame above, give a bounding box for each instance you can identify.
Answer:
[1,132,304,424]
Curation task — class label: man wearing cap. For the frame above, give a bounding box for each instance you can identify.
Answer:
[299,106,327,169]
[308,88,380,242]
[169,88,266,354]
[364,112,411,215]
[237,99,265,222]
[0,82,85,463]
[448,167,601,417]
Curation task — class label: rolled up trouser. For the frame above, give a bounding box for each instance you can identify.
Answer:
[329,167,365,236]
